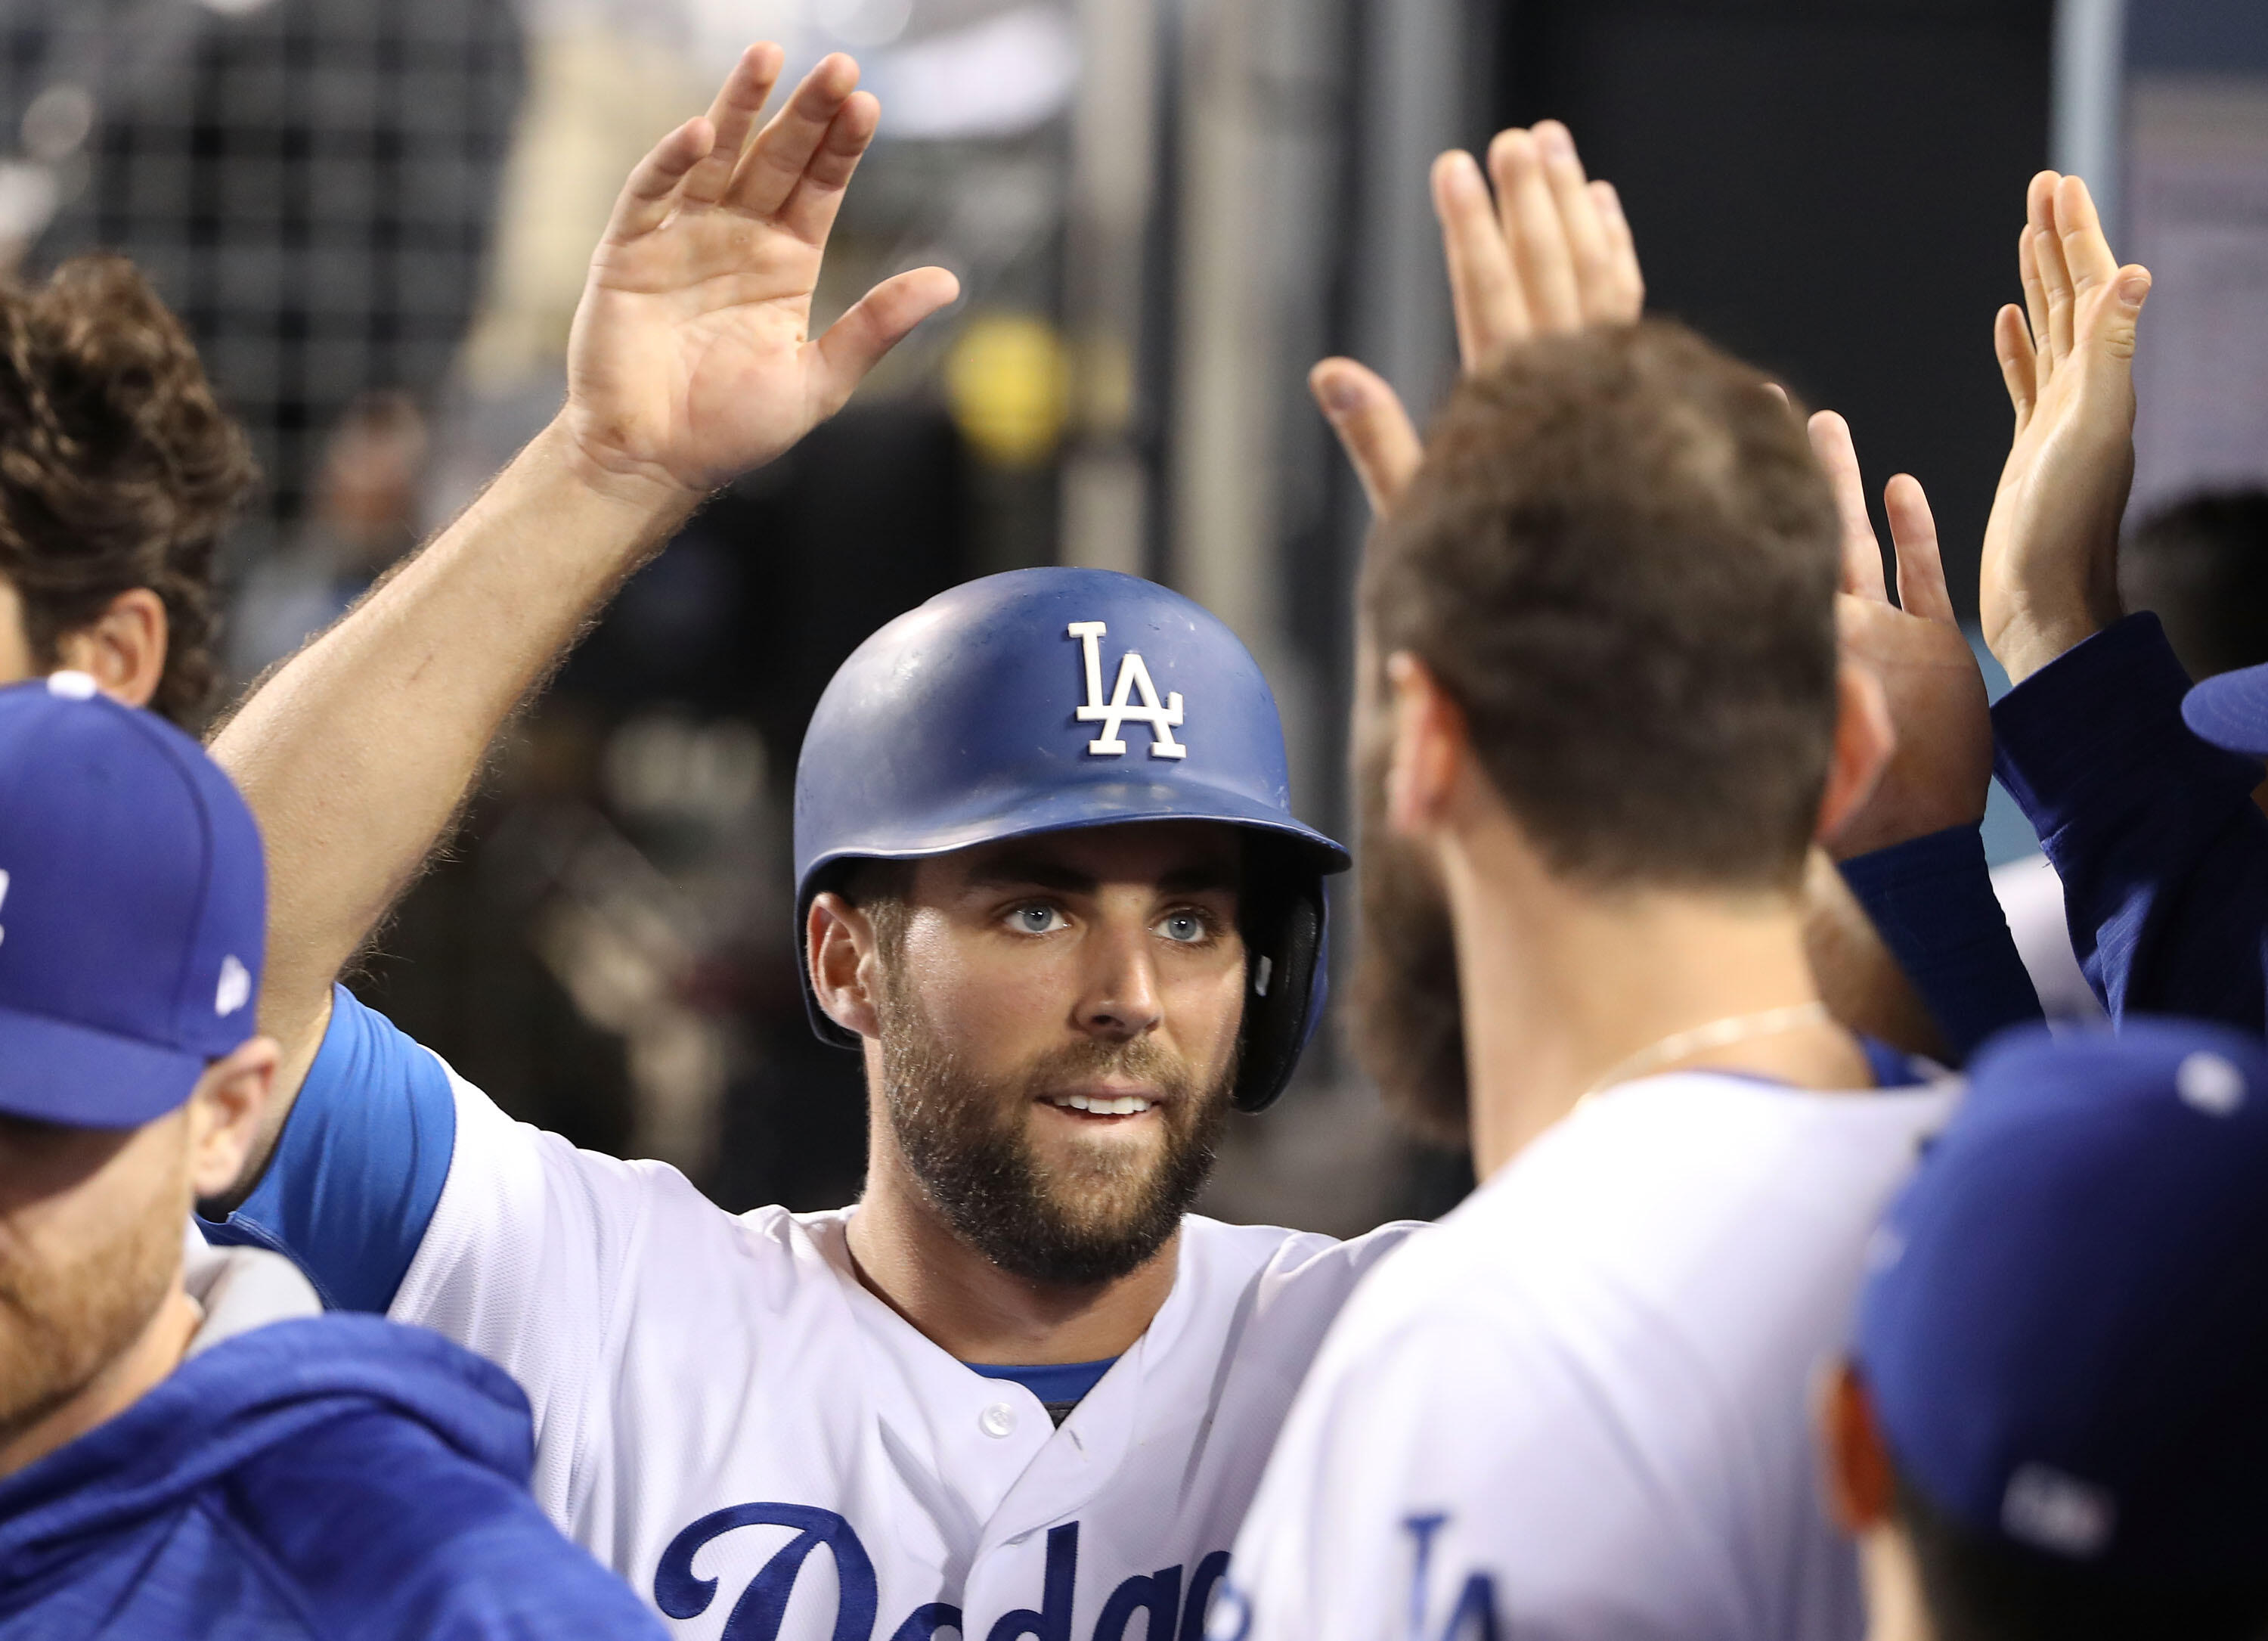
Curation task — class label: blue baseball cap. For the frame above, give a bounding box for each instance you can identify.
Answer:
[0,674,266,1128]
[2181,662,2268,757]
[1855,1019,2268,1578]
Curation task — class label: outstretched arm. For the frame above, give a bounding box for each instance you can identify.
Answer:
[1804,410,2043,1056]
[212,46,959,1136]
[1978,174,2268,1028]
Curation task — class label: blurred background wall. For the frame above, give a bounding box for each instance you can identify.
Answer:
[1,0,2260,1230]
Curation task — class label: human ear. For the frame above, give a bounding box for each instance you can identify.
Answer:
[1383,653,1470,839]
[1817,1360,1897,1534]
[1814,660,1895,846]
[810,892,882,1040]
[184,1037,281,1200]
[52,588,169,710]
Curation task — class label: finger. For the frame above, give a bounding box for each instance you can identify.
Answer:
[1763,381,1790,409]
[1994,303,2037,433]
[1884,473,1955,625]
[810,265,961,418]
[2031,181,2077,363]
[1533,122,1617,324]
[1312,358,1425,516]
[1588,180,1644,319]
[777,91,881,247]
[2054,174,2121,307]
[683,42,785,206]
[603,116,712,243]
[730,52,860,218]
[1434,150,1529,368]
[2017,221,2053,392]
[1807,411,1888,601]
[1491,128,1582,333]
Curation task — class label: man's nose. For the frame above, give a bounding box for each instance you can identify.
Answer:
[1076,917,1164,1041]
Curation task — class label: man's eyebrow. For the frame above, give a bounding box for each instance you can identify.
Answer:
[962,855,1099,895]
[1157,861,1241,895]
[958,854,1241,897]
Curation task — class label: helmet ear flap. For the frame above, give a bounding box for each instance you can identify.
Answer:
[1233,870,1329,1113]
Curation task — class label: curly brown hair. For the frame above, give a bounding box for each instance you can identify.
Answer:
[0,256,255,727]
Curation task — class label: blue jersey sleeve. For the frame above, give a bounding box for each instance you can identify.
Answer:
[1839,825,2045,1062]
[200,984,455,1314]
[1993,613,2268,1031]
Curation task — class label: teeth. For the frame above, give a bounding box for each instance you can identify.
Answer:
[1049,1093,1154,1115]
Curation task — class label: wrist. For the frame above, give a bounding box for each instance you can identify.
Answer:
[531,415,710,528]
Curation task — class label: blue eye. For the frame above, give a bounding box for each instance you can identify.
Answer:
[1014,904,1067,934]
[1158,912,1207,945]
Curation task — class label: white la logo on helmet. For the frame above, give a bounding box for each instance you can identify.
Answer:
[1068,621,1186,759]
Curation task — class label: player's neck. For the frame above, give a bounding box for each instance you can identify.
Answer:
[1439,818,1867,1180]
[0,1280,200,1481]
[845,1143,1179,1366]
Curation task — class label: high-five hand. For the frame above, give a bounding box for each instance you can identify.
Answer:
[1978,172,2151,684]
[1806,411,1992,859]
[563,45,961,502]
[1313,121,1642,516]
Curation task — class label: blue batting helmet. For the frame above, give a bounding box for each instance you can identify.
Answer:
[793,567,1349,1112]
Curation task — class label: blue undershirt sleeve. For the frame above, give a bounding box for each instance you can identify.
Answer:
[1839,826,2045,1062]
[199,984,456,1314]
[1993,613,2268,1031]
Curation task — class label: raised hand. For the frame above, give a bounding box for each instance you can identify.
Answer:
[1807,410,1993,860]
[1312,121,1642,516]
[562,46,961,501]
[1978,172,2152,683]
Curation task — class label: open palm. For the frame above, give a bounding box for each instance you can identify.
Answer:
[563,46,960,500]
[1979,171,2150,682]
[1808,411,1993,861]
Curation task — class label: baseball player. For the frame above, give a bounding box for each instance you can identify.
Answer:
[1823,1021,2268,1639]
[0,676,663,1639]
[1217,134,1961,1639]
[197,44,1415,1641]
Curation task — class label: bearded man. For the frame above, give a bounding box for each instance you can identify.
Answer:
[194,43,1431,1641]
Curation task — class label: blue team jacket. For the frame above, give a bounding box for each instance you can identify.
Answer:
[0,1313,662,1640]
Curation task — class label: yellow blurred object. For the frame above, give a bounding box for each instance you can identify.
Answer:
[945,314,1073,469]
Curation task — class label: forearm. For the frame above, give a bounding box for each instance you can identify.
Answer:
[212,420,698,1071]
[1837,827,2043,1062]
[1994,614,2268,1028]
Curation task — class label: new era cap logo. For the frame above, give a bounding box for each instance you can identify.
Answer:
[1069,621,1186,759]
[2002,1463,2115,1559]
[215,955,251,1018]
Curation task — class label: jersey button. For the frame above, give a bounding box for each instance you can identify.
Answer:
[980,1403,1018,1438]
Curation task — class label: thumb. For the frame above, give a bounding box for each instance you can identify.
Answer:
[1311,358,1424,518]
[811,265,962,418]
[2097,264,2151,364]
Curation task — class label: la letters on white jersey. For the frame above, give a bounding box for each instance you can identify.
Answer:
[389,1059,1418,1641]
[1222,1070,1959,1641]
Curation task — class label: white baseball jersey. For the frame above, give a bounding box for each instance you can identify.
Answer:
[203,988,1419,1641]
[1219,1068,1959,1641]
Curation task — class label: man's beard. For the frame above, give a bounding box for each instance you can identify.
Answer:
[0,1131,185,1446]
[876,967,1235,1289]
[1349,724,1471,1146]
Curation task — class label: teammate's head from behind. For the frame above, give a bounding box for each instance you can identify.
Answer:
[0,675,277,1479]
[1820,1022,2268,1641]
[0,257,255,728]
[795,570,1346,1288]
[1351,318,1889,1140]
[2120,489,2268,683]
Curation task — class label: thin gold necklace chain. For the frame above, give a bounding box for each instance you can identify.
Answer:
[1575,1000,1835,1107]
